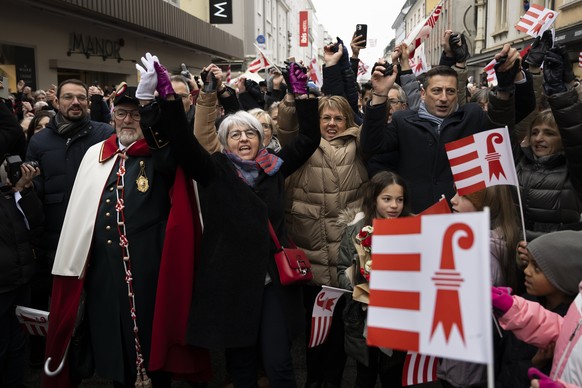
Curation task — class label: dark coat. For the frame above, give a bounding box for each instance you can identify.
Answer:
[516,86,582,240]
[157,98,320,349]
[360,93,514,213]
[25,116,114,252]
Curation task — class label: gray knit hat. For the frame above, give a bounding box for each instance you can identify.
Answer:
[528,231,582,296]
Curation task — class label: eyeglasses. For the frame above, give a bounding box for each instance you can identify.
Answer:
[114,109,141,121]
[261,123,272,130]
[389,99,404,105]
[229,129,258,140]
[320,115,345,123]
[60,94,88,102]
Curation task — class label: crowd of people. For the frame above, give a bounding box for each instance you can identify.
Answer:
[0,26,581,388]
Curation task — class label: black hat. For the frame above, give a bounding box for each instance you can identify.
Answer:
[113,82,139,106]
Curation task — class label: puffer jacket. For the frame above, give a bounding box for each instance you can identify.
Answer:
[499,283,582,388]
[278,99,368,287]
[516,85,582,241]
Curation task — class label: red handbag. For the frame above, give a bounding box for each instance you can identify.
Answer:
[268,221,313,285]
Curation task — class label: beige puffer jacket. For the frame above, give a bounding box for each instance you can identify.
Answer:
[278,98,368,287]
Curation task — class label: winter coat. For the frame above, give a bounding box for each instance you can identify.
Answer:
[499,283,582,388]
[164,98,321,349]
[496,294,570,388]
[0,187,44,293]
[360,92,514,213]
[278,99,368,287]
[26,116,114,253]
[516,85,582,241]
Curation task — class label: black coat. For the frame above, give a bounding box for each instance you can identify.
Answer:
[361,93,514,213]
[156,98,320,349]
[26,116,114,252]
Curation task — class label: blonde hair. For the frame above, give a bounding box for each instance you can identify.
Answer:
[318,95,356,129]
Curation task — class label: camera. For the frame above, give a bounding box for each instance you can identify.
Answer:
[5,155,38,184]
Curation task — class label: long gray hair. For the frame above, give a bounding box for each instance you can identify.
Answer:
[217,110,265,148]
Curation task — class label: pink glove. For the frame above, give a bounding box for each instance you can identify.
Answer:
[528,367,565,388]
[491,286,513,316]
[289,62,308,95]
[153,61,175,99]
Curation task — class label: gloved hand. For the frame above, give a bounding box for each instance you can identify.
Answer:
[491,286,513,316]
[450,33,470,63]
[552,45,575,83]
[528,367,566,388]
[289,62,308,95]
[135,52,159,100]
[153,61,174,99]
[525,30,553,67]
[543,47,569,96]
[494,55,521,94]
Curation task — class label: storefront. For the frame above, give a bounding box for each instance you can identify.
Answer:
[1,0,244,93]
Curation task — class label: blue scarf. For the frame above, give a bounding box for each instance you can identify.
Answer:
[417,101,457,135]
[224,148,283,187]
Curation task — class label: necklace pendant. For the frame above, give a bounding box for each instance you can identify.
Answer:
[136,175,149,192]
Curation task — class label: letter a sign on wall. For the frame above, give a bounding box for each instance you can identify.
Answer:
[210,0,233,24]
[299,11,308,47]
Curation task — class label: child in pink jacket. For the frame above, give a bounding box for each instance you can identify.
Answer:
[492,230,582,388]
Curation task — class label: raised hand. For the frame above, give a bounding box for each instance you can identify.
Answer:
[289,62,308,95]
[543,47,569,95]
[135,52,159,100]
[351,32,366,58]
[323,43,343,67]
[494,44,521,94]
[154,61,175,99]
[528,367,565,388]
[491,286,513,316]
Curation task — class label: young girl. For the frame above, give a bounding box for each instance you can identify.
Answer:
[496,231,577,387]
[440,185,521,388]
[337,171,412,387]
[492,231,582,388]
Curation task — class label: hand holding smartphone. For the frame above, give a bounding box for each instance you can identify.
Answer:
[355,24,368,48]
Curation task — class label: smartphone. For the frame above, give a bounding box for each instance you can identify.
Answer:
[355,24,368,48]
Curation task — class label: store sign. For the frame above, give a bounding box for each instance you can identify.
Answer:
[69,33,122,59]
[210,0,233,24]
[299,11,308,47]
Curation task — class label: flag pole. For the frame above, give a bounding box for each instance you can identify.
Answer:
[253,43,281,73]
[515,184,528,243]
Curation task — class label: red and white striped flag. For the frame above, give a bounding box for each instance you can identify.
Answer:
[402,352,439,386]
[404,0,444,56]
[309,57,323,88]
[579,51,582,68]
[515,4,558,38]
[15,306,49,336]
[483,59,497,87]
[226,64,231,84]
[308,286,350,348]
[366,211,492,364]
[247,51,270,73]
[445,127,518,196]
[357,60,370,77]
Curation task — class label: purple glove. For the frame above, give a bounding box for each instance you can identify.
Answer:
[528,367,565,388]
[289,62,308,95]
[153,61,175,99]
[491,286,513,316]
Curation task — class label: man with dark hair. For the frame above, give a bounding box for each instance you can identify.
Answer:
[361,42,520,213]
[25,78,114,365]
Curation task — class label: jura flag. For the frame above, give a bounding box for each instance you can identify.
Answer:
[367,211,492,364]
[308,286,350,348]
[357,60,370,77]
[579,52,582,68]
[483,59,497,87]
[515,4,558,38]
[405,0,444,56]
[409,42,430,76]
[16,306,49,336]
[309,57,323,88]
[402,352,438,386]
[247,51,270,73]
[445,127,518,196]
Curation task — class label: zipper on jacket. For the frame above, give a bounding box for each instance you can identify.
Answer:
[66,137,71,146]
[553,319,582,380]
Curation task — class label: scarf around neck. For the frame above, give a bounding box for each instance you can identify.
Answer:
[224,148,283,187]
[417,101,457,134]
[54,112,90,137]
